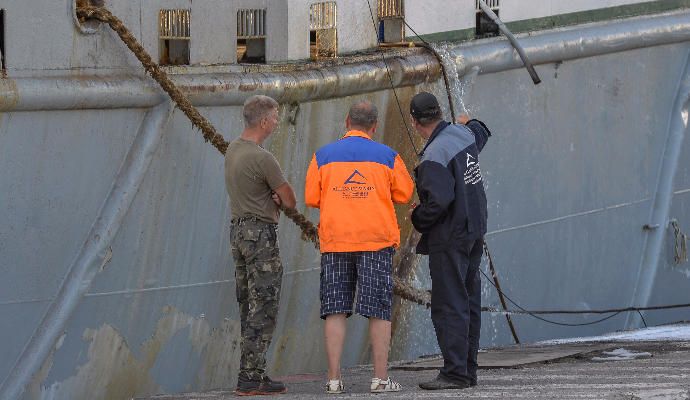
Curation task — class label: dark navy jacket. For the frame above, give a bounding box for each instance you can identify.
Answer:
[411,120,491,255]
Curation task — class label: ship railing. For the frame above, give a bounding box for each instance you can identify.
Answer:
[476,0,499,10]
[158,9,190,40]
[310,1,337,30]
[378,0,404,20]
[237,8,267,39]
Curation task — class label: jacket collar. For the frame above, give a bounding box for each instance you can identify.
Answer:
[418,121,450,157]
[342,130,372,140]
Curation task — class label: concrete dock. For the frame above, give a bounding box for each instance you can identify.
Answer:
[144,326,690,400]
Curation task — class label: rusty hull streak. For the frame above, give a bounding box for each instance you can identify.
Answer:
[32,307,241,400]
[0,79,19,111]
[380,84,428,344]
[237,76,261,92]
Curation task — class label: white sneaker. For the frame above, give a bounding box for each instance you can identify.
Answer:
[371,376,402,393]
[326,378,344,394]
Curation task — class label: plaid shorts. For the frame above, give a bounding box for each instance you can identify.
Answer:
[319,247,394,321]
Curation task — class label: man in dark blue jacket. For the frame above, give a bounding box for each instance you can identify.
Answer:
[409,92,491,390]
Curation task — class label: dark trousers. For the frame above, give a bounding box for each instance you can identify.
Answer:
[429,238,483,384]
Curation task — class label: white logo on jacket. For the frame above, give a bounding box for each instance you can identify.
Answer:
[464,153,483,185]
[466,153,476,167]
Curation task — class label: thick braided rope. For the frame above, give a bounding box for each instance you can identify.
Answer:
[77,6,228,154]
[281,207,320,248]
[77,5,431,307]
[394,277,431,307]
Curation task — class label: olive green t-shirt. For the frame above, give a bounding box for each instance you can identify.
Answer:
[224,138,287,223]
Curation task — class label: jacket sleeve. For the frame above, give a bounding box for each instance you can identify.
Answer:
[304,154,321,209]
[391,155,414,204]
[466,119,492,153]
[411,160,455,233]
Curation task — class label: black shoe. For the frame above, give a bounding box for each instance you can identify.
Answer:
[419,374,471,390]
[259,375,287,394]
[235,373,287,396]
[235,372,261,396]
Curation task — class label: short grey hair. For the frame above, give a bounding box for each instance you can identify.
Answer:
[348,100,378,129]
[414,112,442,127]
[243,95,279,127]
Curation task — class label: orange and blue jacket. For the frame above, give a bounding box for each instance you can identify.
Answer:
[305,130,414,253]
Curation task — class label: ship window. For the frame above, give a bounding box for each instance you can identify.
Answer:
[159,9,190,66]
[377,0,404,44]
[237,9,267,63]
[309,2,337,60]
[475,0,499,38]
[0,10,5,71]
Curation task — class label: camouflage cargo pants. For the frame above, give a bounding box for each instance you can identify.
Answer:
[231,218,283,379]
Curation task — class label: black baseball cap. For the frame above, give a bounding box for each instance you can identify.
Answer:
[410,92,441,119]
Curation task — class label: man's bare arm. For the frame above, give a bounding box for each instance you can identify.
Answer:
[273,182,297,209]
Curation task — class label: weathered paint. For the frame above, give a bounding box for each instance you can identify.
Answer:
[28,307,240,400]
[0,102,174,400]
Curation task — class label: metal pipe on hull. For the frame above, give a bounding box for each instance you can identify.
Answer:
[0,76,164,111]
[0,11,689,111]
[476,0,541,84]
[454,11,690,76]
[0,56,439,111]
[624,50,690,329]
[0,102,174,400]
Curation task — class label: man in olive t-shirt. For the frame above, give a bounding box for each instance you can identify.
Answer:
[225,138,287,223]
[224,95,296,396]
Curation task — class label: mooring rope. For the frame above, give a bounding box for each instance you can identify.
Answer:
[77,6,690,325]
[77,7,228,154]
[671,220,688,265]
[76,5,433,307]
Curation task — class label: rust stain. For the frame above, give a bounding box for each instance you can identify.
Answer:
[0,78,19,111]
[268,326,325,377]
[183,85,205,95]
[33,307,241,400]
[194,318,241,390]
[238,77,260,92]
[378,85,428,339]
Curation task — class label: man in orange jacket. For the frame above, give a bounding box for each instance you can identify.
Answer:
[305,100,414,394]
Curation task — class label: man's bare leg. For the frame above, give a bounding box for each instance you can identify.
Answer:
[369,317,391,380]
[324,314,347,380]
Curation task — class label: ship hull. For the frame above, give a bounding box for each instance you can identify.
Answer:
[1,11,690,400]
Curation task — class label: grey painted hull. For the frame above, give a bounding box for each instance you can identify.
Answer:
[1,11,689,400]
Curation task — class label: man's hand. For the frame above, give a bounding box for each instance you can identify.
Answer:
[456,114,470,125]
[408,202,417,219]
[271,192,282,207]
